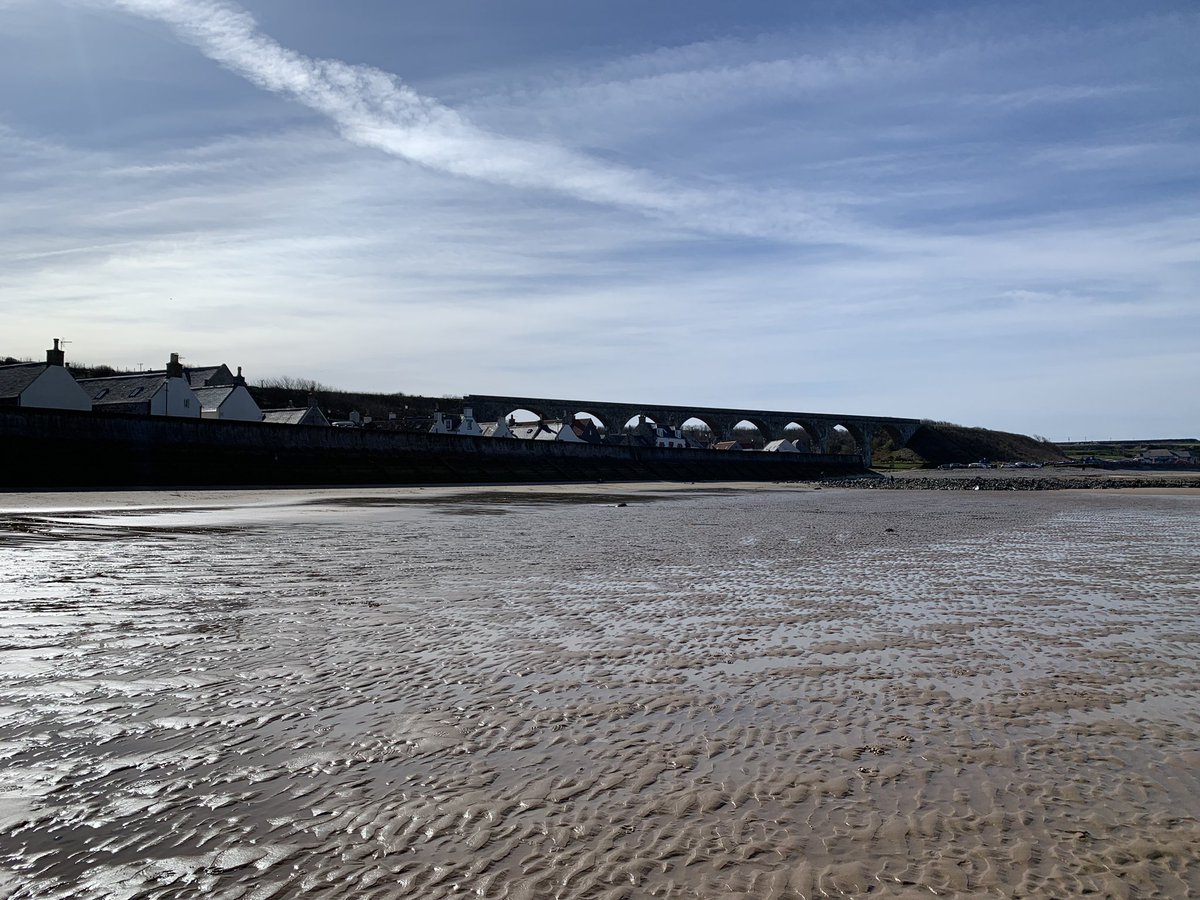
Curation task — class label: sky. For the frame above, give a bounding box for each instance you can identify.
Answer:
[1,0,1197,440]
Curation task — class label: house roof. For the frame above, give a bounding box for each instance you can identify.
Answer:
[192,385,236,409]
[261,405,328,427]
[479,421,513,437]
[261,407,329,426]
[509,424,553,440]
[0,363,47,400]
[77,373,168,404]
[1144,448,1192,459]
[185,365,234,389]
[262,408,307,425]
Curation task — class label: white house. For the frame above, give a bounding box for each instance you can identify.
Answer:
[622,415,689,448]
[78,353,200,418]
[653,425,689,449]
[509,417,603,443]
[763,439,799,452]
[194,385,261,421]
[480,418,515,438]
[430,406,483,436]
[0,341,92,411]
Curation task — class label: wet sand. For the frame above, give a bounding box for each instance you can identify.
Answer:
[1,484,1198,898]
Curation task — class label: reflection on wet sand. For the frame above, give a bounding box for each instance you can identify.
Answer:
[0,485,1198,898]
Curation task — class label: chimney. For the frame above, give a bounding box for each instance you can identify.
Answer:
[234,365,246,386]
[308,391,319,409]
[46,338,65,367]
[165,353,184,378]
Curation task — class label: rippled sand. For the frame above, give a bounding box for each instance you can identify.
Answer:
[1,484,1198,898]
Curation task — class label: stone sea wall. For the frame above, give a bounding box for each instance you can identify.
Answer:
[1,407,864,489]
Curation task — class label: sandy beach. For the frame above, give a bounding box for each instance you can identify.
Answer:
[1,483,1197,897]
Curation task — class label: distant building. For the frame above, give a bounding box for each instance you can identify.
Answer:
[0,340,92,411]
[763,439,799,452]
[652,424,689,449]
[607,415,688,448]
[430,406,484,436]
[78,353,200,417]
[262,407,331,426]
[261,394,331,427]
[1140,448,1196,465]
[509,416,603,444]
[188,366,259,421]
[509,419,571,441]
[479,418,515,438]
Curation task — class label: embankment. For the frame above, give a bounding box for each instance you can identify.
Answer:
[1,407,864,489]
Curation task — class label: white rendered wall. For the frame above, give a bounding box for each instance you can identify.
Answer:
[149,378,201,417]
[216,386,262,421]
[19,368,92,411]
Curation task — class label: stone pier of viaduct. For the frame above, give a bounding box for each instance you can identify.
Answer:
[464,394,922,467]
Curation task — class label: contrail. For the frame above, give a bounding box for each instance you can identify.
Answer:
[102,0,698,218]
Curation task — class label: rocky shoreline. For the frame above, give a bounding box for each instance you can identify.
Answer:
[823,472,1200,491]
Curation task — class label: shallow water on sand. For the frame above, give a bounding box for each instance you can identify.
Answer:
[0,486,1198,898]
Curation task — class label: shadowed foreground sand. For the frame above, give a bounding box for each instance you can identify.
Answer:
[0,484,1197,898]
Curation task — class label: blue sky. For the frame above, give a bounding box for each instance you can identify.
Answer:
[2,0,1196,439]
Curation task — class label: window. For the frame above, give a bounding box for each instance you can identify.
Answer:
[184,399,190,408]
[94,389,109,400]
[129,387,144,398]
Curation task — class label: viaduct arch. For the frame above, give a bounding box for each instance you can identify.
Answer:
[463,394,922,467]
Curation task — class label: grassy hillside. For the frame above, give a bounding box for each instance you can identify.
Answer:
[881,421,1067,467]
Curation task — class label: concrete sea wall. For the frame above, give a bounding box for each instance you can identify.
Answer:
[1,408,864,489]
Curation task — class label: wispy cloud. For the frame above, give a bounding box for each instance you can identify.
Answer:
[96,0,841,244]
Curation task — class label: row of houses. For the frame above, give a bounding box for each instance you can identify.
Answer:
[5,341,843,454]
[430,407,698,447]
[0,342,329,426]
[429,407,801,451]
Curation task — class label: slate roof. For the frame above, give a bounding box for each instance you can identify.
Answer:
[77,373,167,406]
[509,423,555,440]
[0,363,46,401]
[192,385,236,411]
[479,421,514,438]
[262,408,307,425]
[262,407,330,426]
[185,365,234,389]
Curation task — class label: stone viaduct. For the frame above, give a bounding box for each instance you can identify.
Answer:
[464,394,923,467]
